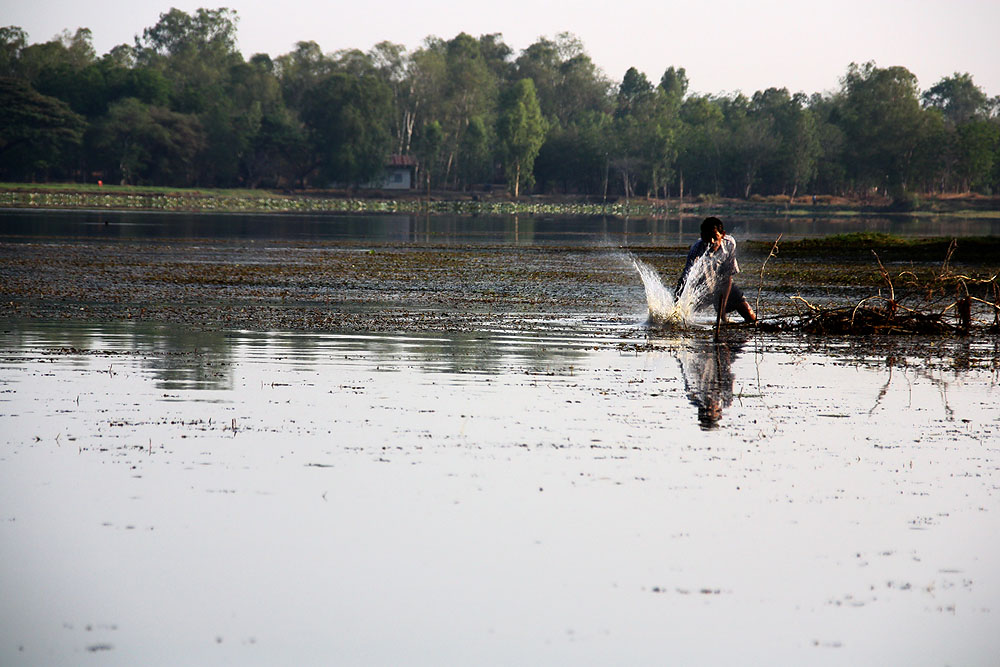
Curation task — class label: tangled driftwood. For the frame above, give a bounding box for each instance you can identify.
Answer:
[759,239,1000,335]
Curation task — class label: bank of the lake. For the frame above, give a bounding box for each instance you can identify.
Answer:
[3,182,999,219]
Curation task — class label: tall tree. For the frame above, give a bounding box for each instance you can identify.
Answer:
[441,33,498,184]
[199,56,285,186]
[30,31,105,117]
[399,39,447,159]
[922,73,989,126]
[677,95,726,196]
[301,72,393,186]
[555,52,612,123]
[534,110,611,195]
[838,61,926,194]
[616,67,653,118]
[807,93,848,195]
[0,26,28,77]
[514,37,561,120]
[658,66,688,100]
[496,78,547,197]
[610,112,645,198]
[369,40,411,154]
[132,7,257,186]
[276,41,333,112]
[0,76,85,180]
[91,97,204,185]
[609,67,660,197]
[720,94,778,198]
[750,88,820,197]
[476,33,514,82]
[457,115,492,188]
[955,120,1000,192]
[18,28,95,83]
[135,7,243,113]
[414,120,444,194]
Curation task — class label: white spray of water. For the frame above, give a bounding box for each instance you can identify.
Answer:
[629,253,717,327]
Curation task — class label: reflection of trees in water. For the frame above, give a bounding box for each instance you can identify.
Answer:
[4,322,99,355]
[800,335,999,373]
[201,328,592,378]
[677,337,745,429]
[1,321,236,391]
[136,326,235,391]
[348,330,590,375]
[788,334,999,420]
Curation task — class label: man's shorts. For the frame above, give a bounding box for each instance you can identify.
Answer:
[719,283,746,312]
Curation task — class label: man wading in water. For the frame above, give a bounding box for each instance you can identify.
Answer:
[675,216,757,324]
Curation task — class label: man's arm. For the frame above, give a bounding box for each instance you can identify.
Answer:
[723,236,740,276]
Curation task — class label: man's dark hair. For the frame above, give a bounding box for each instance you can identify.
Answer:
[700,216,725,243]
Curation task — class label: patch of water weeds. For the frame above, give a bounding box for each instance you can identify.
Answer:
[4,223,998,336]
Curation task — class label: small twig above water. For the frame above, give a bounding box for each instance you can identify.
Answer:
[872,250,895,305]
[940,238,958,277]
[790,295,820,313]
[756,234,781,321]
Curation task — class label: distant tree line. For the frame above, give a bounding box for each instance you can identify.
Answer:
[2,8,999,199]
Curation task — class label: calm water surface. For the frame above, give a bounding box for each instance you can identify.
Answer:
[3,208,998,245]
[1,320,998,665]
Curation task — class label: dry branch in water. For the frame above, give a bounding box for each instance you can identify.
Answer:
[757,240,1000,335]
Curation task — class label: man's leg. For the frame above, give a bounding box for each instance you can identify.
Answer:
[722,283,757,324]
[736,298,756,323]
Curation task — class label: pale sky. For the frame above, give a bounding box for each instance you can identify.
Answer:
[5,0,999,97]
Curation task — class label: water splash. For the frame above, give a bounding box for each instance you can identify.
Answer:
[630,253,716,327]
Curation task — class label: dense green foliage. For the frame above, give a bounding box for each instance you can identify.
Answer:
[496,79,547,196]
[2,11,999,198]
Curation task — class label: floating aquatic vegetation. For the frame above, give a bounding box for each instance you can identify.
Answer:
[0,189,690,218]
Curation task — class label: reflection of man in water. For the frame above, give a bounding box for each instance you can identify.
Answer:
[677,338,742,429]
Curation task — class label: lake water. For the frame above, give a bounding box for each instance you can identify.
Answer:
[3,208,999,245]
[1,319,998,666]
[1,210,999,664]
